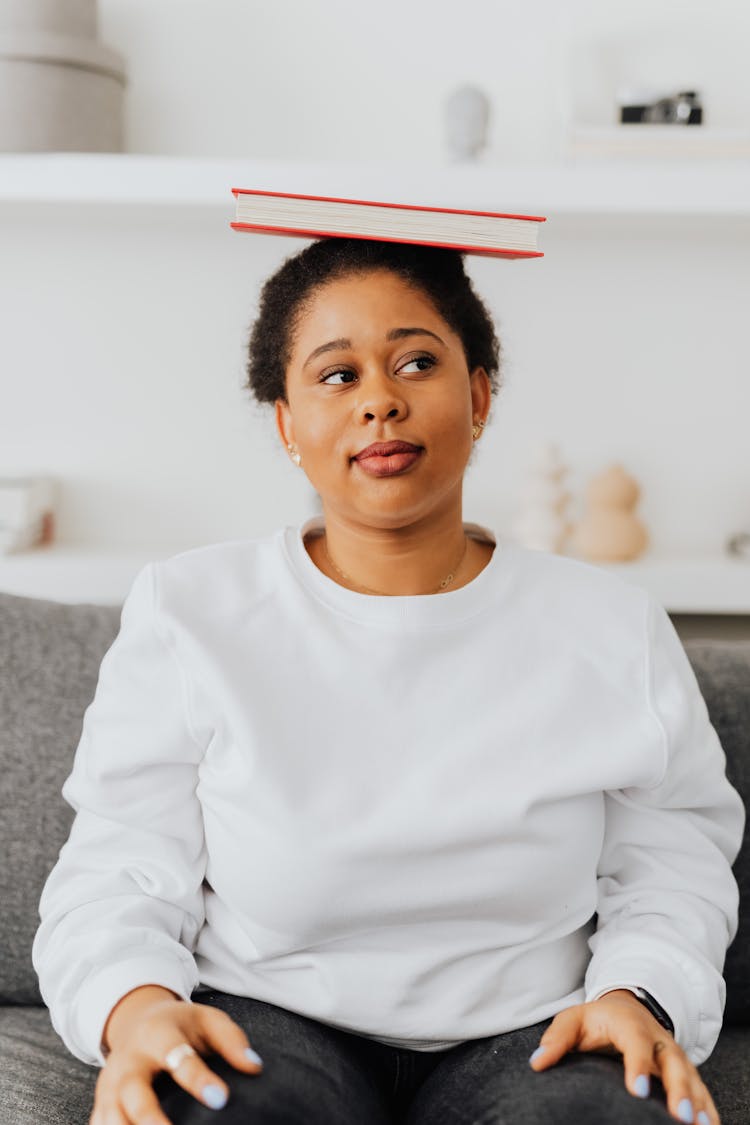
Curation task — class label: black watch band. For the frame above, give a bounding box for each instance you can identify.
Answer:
[630,987,675,1035]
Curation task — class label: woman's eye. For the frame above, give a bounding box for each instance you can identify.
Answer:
[319,354,436,385]
[320,369,357,385]
[401,354,436,374]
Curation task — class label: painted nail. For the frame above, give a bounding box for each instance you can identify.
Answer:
[634,1074,650,1098]
[696,1113,710,1125]
[529,1046,547,1064]
[202,1084,228,1110]
[245,1047,264,1066]
[677,1098,694,1124]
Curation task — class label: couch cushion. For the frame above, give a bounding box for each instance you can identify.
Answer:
[684,640,750,1026]
[0,590,121,1003]
[0,1006,98,1123]
[697,1024,750,1124]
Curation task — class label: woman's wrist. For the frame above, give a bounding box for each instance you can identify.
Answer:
[598,988,674,1034]
[101,984,183,1056]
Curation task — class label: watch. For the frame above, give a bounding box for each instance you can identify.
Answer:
[629,987,675,1035]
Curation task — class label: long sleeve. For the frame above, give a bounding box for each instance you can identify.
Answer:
[31,562,210,1068]
[584,593,746,1065]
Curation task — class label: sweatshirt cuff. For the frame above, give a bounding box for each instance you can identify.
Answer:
[585,956,693,1058]
[73,954,200,1068]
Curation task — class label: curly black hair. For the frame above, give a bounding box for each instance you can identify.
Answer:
[243,237,503,411]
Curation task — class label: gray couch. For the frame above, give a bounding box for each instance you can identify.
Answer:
[1,589,748,1125]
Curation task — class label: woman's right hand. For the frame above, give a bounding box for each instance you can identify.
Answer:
[89,985,264,1124]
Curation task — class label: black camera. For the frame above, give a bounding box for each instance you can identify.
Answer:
[619,90,703,125]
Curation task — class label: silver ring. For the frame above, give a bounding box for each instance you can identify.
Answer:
[164,1042,197,1072]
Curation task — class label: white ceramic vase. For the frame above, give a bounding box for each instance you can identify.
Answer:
[0,0,127,152]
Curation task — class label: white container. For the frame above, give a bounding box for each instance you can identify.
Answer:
[0,0,126,153]
[0,476,58,554]
[0,0,98,38]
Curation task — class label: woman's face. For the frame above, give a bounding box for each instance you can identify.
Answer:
[275,268,491,529]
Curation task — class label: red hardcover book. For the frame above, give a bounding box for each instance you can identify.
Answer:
[231,188,545,259]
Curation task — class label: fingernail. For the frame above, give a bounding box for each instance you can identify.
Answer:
[696,1113,710,1125]
[244,1047,263,1066]
[677,1098,694,1123]
[634,1074,650,1098]
[202,1084,228,1110]
[529,1046,547,1064]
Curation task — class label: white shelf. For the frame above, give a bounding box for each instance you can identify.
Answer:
[0,544,748,611]
[568,125,750,161]
[0,153,749,216]
[0,545,188,606]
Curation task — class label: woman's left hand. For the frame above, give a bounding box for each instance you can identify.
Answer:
[528,988,720,1125]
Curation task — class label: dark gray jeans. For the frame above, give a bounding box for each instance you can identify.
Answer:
[152,988,678,1124]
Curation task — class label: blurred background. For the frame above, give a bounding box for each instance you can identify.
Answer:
[0,0,748,636]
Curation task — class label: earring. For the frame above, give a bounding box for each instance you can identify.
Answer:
[472,419,486,440]
[287,443,302,467]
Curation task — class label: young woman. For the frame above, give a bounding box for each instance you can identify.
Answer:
[33,237,744,1125]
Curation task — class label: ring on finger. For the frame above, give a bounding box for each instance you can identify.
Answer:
[164,1042,197,1072]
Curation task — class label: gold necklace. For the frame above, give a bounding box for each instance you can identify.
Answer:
[321,533,469,596]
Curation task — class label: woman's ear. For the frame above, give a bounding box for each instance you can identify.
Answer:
[275,398,295,451]
[469,366,491,422]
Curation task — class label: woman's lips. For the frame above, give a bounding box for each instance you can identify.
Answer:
[353,449,423,477]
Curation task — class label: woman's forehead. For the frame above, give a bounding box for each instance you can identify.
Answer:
[292,272,446,345]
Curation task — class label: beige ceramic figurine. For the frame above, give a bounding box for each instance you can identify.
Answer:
[510,440,572,554]
[570,463,649,562]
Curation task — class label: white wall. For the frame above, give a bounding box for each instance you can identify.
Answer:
[98,0,750,161]
[2,1,749,555]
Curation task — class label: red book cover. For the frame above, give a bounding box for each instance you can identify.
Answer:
[231,188,545,259]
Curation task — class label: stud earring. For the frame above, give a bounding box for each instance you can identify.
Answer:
[287,443,302,467]
[472,419,486,440]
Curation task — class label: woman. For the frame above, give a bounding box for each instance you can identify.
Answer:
[33,237,744,1125]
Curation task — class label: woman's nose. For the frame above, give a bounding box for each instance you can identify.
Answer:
[357,368,408,421]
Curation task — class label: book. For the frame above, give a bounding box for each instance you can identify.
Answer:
[231,188,545,259]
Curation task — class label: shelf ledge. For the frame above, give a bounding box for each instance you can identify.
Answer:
[0,153,749,216]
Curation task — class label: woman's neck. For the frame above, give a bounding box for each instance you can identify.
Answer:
[304,510,494,596]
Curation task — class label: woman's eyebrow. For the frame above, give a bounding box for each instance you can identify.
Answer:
[303,327,445,369]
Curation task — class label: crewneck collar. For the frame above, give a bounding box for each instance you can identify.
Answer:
[281,514,508,627]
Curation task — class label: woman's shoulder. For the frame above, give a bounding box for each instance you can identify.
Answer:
[470,520,646,605]
[161,528,279,566]
[150,527,287,616]
[497,531,640,591]
[494,536,652,644]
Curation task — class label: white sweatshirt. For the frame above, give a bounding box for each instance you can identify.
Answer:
[32,516,745,1069]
